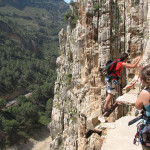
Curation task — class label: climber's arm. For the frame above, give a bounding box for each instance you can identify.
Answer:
[122,55,142,68]
[135,90,149,110]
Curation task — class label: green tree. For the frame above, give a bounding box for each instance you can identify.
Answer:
[0,98,6,110]
[12,102,39,129]
[2,118,20,146]
[17,95,27,105]
[45,98,53,118]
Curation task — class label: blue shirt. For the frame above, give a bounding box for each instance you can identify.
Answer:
[144,103,150,117]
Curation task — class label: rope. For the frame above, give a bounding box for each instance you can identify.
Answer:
[123,74,140,89]
[124,62,146,90]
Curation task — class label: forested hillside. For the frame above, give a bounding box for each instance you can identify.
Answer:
[0,0,68,97]
[0,0,69,148]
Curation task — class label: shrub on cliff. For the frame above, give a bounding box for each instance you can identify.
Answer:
[64,0,78,29]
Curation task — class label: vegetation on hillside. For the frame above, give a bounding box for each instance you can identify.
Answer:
[0,0,68,148]
[0,1,68,96]
[0,88,53,148]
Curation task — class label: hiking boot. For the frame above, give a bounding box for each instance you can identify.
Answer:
[108,105,113,109]
[102,108,109,114]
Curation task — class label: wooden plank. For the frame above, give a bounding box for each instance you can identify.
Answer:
[103,102,118,117]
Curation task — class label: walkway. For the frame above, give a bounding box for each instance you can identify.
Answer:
[101,116,142,150]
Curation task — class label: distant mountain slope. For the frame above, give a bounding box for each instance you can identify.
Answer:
[0,0,67,8]
[0,0,69,97]
[0,1,69,148]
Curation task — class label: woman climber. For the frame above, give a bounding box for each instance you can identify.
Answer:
[135,64,150,150]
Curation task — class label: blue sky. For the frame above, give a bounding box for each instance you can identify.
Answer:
[64,0,74,3]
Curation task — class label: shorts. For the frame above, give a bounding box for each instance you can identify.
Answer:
[105,77,118,95]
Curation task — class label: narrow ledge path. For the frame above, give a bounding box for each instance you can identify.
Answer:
[101,116,142,150]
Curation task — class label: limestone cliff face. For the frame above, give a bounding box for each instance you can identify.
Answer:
[49,0,150,149]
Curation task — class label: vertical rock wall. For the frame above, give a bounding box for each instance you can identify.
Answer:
[49,0,150,149]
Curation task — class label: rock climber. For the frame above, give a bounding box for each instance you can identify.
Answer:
[103,53,142,114]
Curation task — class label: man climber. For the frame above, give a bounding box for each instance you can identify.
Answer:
[103,53,142,114]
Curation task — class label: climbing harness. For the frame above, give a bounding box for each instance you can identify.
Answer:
[129,110,150,147]
[134,119,150,147]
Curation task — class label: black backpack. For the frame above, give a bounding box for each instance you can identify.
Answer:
[103,59,120,82]
[106,60,120,75]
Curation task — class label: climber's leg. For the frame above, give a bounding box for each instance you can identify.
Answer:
[103,78,116,112]
[104,93,113,109]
